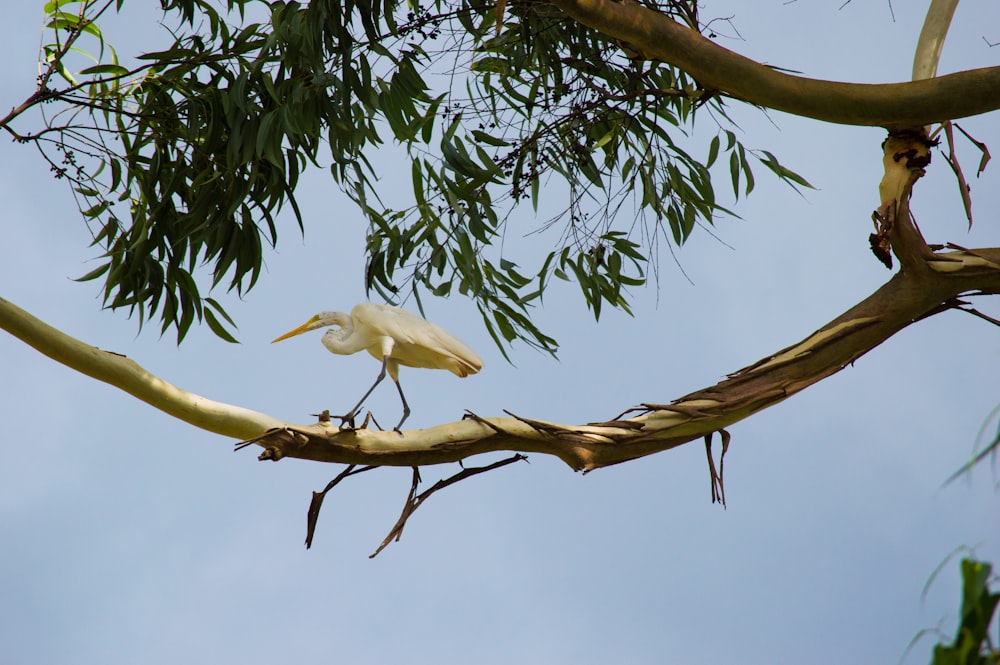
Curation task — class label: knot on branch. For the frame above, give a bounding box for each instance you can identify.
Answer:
[235,426,312,461]
[882,128,938,171]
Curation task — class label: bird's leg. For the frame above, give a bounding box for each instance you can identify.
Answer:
[392,379,410,433]
[338,357,390,430]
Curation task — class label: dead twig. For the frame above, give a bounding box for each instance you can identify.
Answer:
[370,454,528,558]
[704,429,731,508]
[952,122,991,177]
[503,409,564,436]
[234,426,306,453]
[462,409,510,436]
[941,122,975,229]
[938,121,992,230]
[922,295,1000,329]
[954,304,1000,328]
[610,405,652,421]
[305,464,380,549]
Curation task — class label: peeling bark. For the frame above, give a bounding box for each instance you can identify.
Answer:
[235,245,999,472]
[3,3,999,475]
[5,235,998,472]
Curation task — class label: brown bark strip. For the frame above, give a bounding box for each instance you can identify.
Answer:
[4,238,1000,474]
[235,244,1000,471]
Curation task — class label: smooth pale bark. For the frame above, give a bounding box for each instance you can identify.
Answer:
[0,296,282,439]
[234,243,1000,471]
[2,137,997,469]
[913,0,960,80]
[550,0,1000,128]
[5,232,999,471]
[4,3,999,471]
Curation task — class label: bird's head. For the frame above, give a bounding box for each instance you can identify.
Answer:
[271,312,344,343]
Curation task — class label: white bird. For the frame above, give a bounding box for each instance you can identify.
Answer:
[272,303,483,431]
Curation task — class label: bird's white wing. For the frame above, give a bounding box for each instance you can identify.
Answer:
[352,304,483,376]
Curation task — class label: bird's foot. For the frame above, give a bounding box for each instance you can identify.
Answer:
[392,408,411,435]
[333,411,358,431]
[334,411,377,431]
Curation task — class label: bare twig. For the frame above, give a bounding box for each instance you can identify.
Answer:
[370,454,528,558]
[305,464,381,549]
[718,429,731,506]
[954,304,1000,328]
[704,429,731,507]
[462,409,509,436]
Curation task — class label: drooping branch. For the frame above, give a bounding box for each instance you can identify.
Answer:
[549,0,1000,128]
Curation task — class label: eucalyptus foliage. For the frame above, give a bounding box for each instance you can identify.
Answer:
[13,0,809,351]
[924,559,1000,665]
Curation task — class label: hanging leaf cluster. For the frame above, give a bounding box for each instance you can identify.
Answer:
[22,0,810,350]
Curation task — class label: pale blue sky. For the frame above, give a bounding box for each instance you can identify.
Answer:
[1,2,998,664]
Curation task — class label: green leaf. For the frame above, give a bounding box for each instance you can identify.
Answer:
[79,64,130,77]
[706,135,720,168]
[43,0,88,13]
[470,56,510,75]
[203,306,239,343]
[592,128,615,151]
[756,149,814,190]
[74,263,111,283]
[31,0,811,357]
[205,298,237,327]
[471,129,511,147]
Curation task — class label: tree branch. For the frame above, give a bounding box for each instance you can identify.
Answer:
[5,245,1000,472]
[0,296,281,439]
[238,249,1000,469]
[913,0,960,81]
[549,0,1000,127]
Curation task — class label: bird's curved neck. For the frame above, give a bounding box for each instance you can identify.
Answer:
[320,315,370,356]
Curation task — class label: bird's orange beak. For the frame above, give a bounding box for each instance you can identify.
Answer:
[271,316,320,343]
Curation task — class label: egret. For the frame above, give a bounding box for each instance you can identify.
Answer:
[272,303,483,431]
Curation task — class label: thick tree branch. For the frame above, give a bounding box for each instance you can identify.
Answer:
[0,296,281,439]
[5,245,1000,471]
[549,0,1000,128]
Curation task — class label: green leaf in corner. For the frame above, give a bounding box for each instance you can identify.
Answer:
[204,306,239,343]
